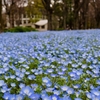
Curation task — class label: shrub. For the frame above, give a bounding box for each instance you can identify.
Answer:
[4,26,37,32]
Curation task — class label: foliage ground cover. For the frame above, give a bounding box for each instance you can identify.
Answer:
[0,30,100,100]
[4,26,37,33]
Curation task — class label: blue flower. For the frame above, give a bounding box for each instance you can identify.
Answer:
[73,84,81,89]
[19,83,25,89]
[20,86,34,96]
[16,94,24,100]
[1,86,8,93]
[31,84,38,90]
[51,94,59,100]
[67,88,74,94]
[61,85,69,91]
[8,94,16,100]
[46,81,52,87]
[91,96,100,100]
[47,69,54,73]
[3,92,11,100]
[41,95,52,100]
[60,96,71,100]
[10,75,16,79]
[42,77,50,84]
[28,75,35,80]
[0,80,5,87]
[11,83,16,87]
[91,89,100,96]
[86,92,92,99]
[75,98,82,100]
[97,80,100,85]
[53,90,61,95]
[81,64,87,69]
[29,93,40,100]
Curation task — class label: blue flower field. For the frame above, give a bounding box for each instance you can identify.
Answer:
[0,30,100,100]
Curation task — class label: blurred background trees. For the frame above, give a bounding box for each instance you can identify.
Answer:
[0,0,2,32]
[0,0,100,31]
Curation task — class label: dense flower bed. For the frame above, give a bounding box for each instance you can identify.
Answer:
[0,30,100,100]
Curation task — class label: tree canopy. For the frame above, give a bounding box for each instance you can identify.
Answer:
[0,0,100,30]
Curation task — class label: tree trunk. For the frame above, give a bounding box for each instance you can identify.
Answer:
[63,4,66,29]
[47,11,52,30]
[0,0,2,32]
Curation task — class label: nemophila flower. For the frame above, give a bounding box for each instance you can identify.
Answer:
[91,89,100,96]
[31,84,38,90]
[97,80,100,85]
[61,85,69,91]
[20,86,34,96]
[47,69,54,73]
[51,94,59,100]
[90,85,95,89]
[61,67,67,71]
[0,68,5,74]
[58,71,65,75]
[21,68,26,73]
[16,77,22,81]
[86,70,92,74]
[92,69,99,74]
[81,64,87,69]
[45,88,54,93]
[3,57,8,62]
[28,75,35,80]
[84,78,90,82]
[51,74,57,77]
[41,90,48,98]
[72,64,78,68]
[69,72,76,77]
[60,96,71,100]
[73,84,81,89]
[42,77,50,84]
[75,92,80,97]
[25,71,30,75]
[11,83,16,87]
[0,80,5,86]
[86,92,92,99]
[53,90,61,95]
[46,81,52,87]
[76,70,83,76]
[18,58,26,63]
[67,88,74,94]
[41,95,52,100]
[3,92,11,100]
[8,94,16,100]
[93,59,98,64]
[4,67,9,72]
[34,71,39,75]
[91,96,100,100]
[10,75,16,79]
[74,98,82,100]
[3,63,8,68]
[16,94,24,100]
[23,64,29,69]
[16,70,21,76]
[19,83,25,89]
[31,69,36,73]
[30,93,40,100]
[19,72,25,78]
[1,86,8,93]
[5,76,10,80]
